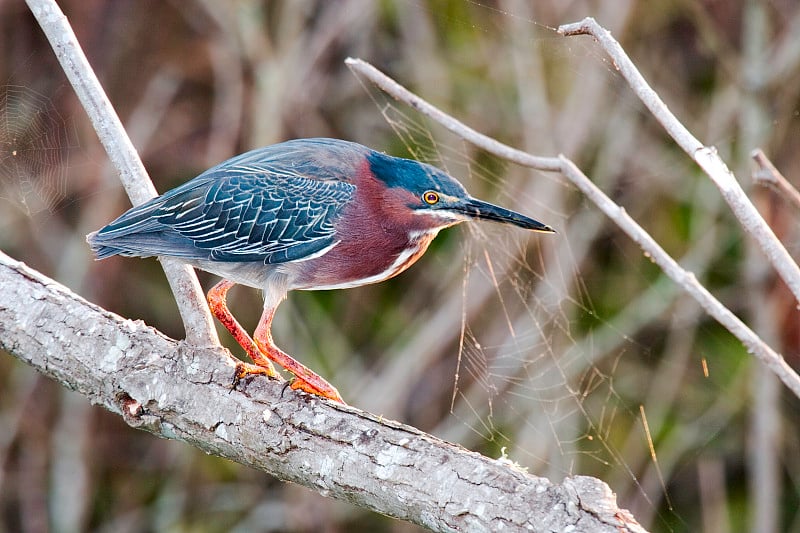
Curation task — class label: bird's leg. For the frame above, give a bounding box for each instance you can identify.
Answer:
[207,280,279,383]
[253,307,345,404]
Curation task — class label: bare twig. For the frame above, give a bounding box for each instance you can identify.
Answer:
[25,0,219,347]
[557,17,800,306]
[346,60,562,173]
[0,250,645,533]
[344,57,800,400]
[751,148,800,211]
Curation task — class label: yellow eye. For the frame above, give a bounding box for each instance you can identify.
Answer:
[423,191,440,205]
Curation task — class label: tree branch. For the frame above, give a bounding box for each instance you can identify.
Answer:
[751,148,800,211]
[25,0,219,347]
[0,250,645,532]
[343,57,800,400]
[557,17,800,306]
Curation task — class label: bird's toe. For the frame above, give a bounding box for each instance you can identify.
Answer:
[231,361,280,389]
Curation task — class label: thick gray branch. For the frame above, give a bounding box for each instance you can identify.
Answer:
[0,250,644,532]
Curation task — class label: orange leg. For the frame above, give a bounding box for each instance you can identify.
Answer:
[254,307,344,404]
[207,280,278,381]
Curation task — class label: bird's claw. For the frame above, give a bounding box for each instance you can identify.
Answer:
[231,361,279,389]
[230,361,344,404]
[288,376,345,404]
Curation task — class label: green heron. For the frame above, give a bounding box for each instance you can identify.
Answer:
[88,138,554,403]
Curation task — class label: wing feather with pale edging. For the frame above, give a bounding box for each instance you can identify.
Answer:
[90,163,355,265]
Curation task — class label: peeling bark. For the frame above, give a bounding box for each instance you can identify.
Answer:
[0,250,646,532]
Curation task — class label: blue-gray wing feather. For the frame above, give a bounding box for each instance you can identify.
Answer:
[89,161,355,265]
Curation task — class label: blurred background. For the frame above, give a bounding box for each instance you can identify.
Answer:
[1,0,800,531]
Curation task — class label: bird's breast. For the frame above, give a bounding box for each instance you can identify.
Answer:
[290,228,439,291]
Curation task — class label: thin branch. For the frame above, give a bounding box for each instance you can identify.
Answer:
[751,148,800,211]
[343,58,800,400]
[346,60,562,172]
[0,250,645,533]
[557,17,800,306]
[25,0,219,347]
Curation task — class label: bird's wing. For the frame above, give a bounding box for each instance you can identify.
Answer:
[90,168,355,264]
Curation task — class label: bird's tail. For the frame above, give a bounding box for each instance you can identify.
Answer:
[87,200,204,260]
[86,230,112,258]
[86,200,166,259]
[86,230,141,259]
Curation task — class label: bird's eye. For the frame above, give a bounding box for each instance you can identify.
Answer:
[423,191,440,205]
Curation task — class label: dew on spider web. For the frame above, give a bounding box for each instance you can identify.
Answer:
[0,85,74,215]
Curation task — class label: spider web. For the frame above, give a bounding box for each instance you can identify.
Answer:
[3,1,796,531]
[347,22,708,532]
[372,99,671,509]
[0,85,73,214]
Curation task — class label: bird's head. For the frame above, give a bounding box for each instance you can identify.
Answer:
[366,150,555,233]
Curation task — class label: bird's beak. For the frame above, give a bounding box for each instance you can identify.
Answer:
[453,197,555,233]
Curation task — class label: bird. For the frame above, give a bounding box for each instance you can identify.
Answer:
[88,138,554,403]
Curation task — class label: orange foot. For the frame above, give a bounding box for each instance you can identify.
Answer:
[289,375,345,404]
[232,361,279,389]
[232,361,344,404]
